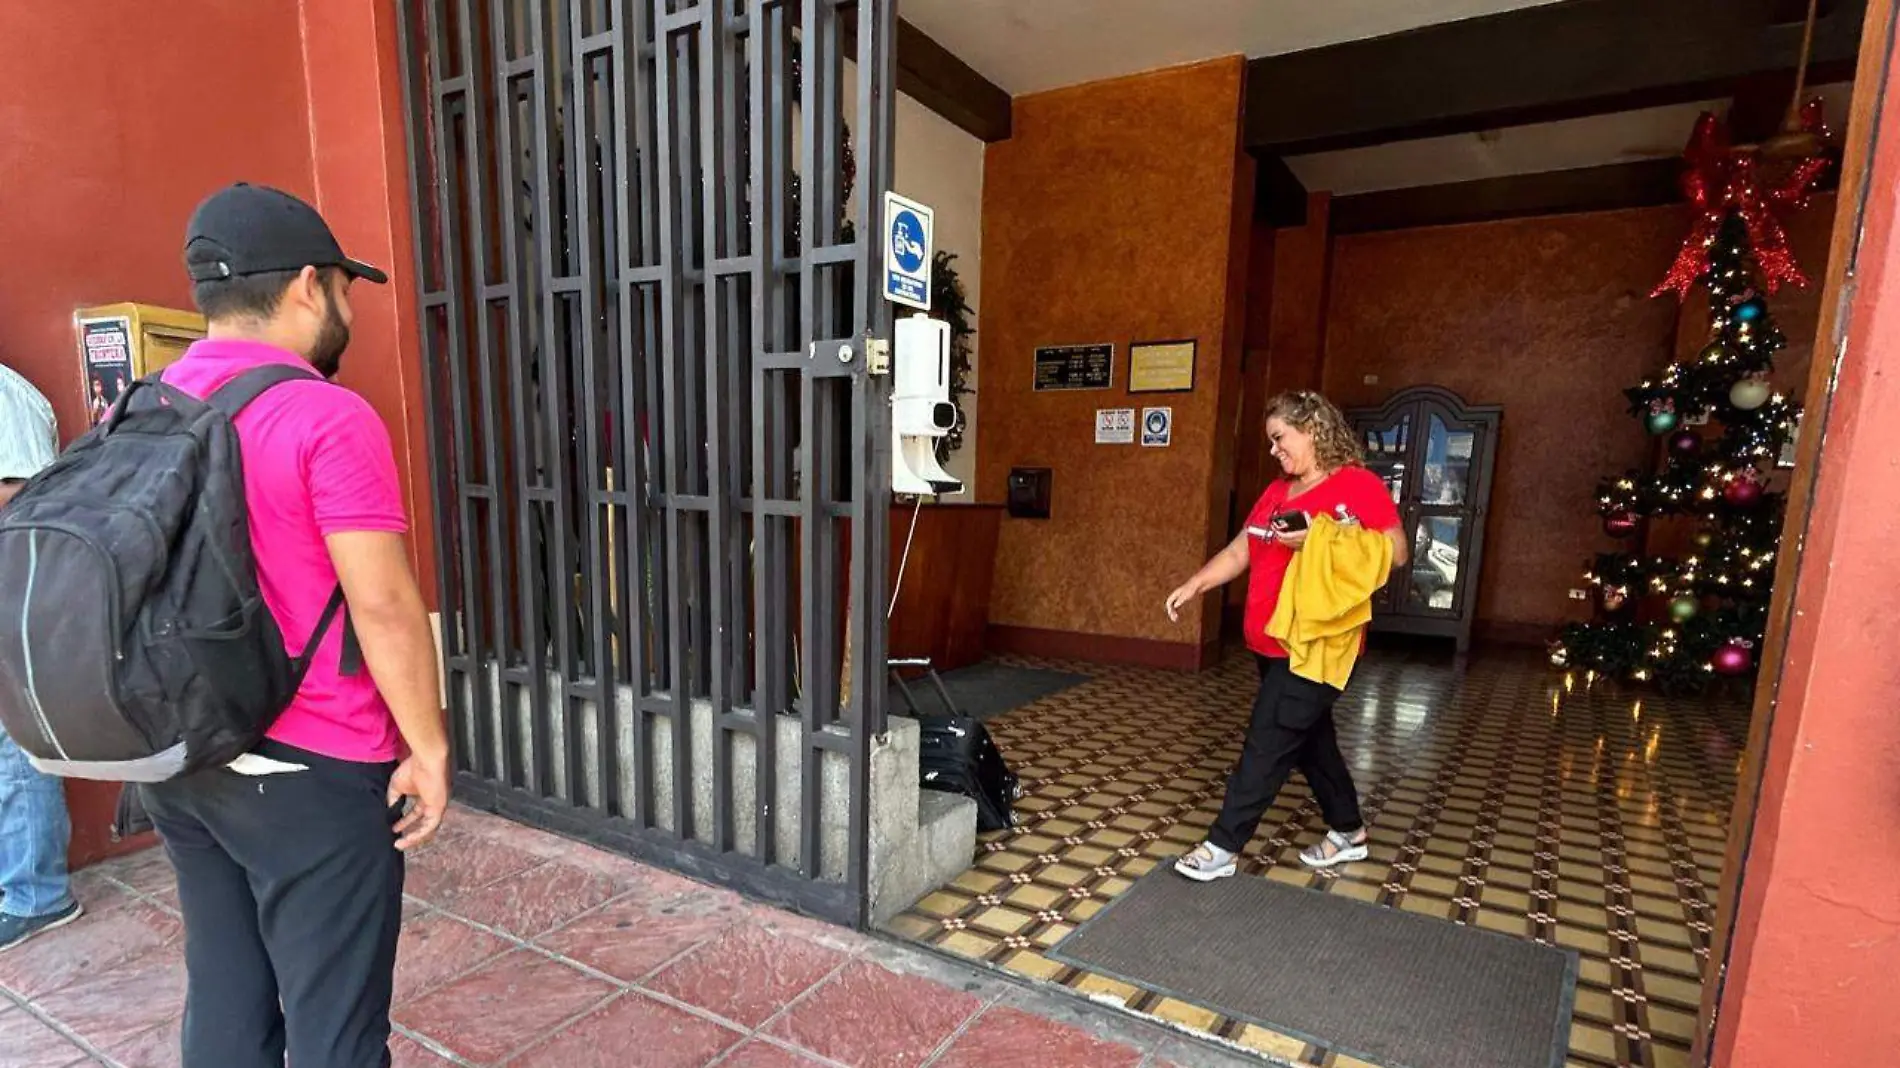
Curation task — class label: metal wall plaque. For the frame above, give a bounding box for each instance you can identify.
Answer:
[1034,343,1115,391]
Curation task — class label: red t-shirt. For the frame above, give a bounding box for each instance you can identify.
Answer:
[1242,466,1402,657]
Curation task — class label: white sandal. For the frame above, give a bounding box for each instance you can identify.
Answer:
[1299,829,1369,869]
[1174,842,1238,882]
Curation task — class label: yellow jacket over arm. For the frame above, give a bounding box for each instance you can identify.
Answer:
[1265,514,1394,689]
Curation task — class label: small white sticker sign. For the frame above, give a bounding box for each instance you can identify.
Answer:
[1141,407,1173,447]
[1095,408,1135,445]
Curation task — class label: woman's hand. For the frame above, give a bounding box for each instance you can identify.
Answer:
[1273,526,1309,551]
[1164,581,1202,622]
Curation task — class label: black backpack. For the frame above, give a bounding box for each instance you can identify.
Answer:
[0,365,352,782]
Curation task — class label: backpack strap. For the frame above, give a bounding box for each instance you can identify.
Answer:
[205,364,322,420]
[299,584,363,680]
[206,365,364,679]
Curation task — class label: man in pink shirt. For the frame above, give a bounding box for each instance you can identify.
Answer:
[140,183,448,1068]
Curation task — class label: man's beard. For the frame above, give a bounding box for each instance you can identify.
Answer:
[310,295,351,379]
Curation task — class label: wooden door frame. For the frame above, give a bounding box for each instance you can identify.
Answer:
[1694,0,1898,1058]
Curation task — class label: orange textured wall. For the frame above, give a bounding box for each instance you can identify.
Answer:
[1321,201,1835,632]
[976,59,1250,657]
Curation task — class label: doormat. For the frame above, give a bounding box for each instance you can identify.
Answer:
[890,662,1090,723]
[1048,868,1577,1068]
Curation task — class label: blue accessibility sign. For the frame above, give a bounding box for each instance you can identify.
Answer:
[883,191,933,311]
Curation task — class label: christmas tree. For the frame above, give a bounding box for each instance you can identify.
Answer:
[1553,109,1828,693]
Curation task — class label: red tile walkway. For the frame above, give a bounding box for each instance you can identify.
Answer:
[0,805,1262,1068]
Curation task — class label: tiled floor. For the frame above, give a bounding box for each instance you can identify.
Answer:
[0,804,1271,1068]
[885,648,1749,1068]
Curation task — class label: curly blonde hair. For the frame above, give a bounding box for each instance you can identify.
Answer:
[1265,390,1363,472]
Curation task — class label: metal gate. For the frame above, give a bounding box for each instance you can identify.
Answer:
[395,0,895,926]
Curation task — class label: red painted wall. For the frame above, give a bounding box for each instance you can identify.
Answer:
[1714,42,1900,1064]
[0,0,427,868]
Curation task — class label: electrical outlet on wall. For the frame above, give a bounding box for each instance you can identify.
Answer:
[1568,589,1590,601]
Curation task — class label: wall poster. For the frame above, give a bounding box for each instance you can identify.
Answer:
[79,316,134,427]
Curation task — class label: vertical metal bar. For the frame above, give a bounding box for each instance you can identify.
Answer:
[571,1,617,812]
[527,0,578,798]
[490,0,548,795]
[615,0,659,830]
[654,0,696,838]
[699,0,738,853]
[748,0,788,867]
[395,0,473,774]
[431,0,498,781]
[464,0,521,795]
[794,0,848,880]
[846,0,897,924]
[794,0,821,881]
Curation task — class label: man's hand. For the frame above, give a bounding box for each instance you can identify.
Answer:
[388,751,452,851]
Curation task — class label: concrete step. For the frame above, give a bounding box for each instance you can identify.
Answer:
[918,788,979,885]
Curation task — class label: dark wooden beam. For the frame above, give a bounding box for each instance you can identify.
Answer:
[1247,0,1866,155]
[894,20,1012,142]
[1330,159,1686,235]
[839,9,1012,142]
[1252,153,1309,227]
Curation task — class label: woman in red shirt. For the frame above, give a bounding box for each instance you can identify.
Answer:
[1163,390,1408,882]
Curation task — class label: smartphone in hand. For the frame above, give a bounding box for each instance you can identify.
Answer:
[1269,510,1310,534]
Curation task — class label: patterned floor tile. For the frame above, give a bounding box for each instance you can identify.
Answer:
[887,648,1747,1068]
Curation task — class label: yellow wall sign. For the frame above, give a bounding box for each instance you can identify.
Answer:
[1128,340,1196,393]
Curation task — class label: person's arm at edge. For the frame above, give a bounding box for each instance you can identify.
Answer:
[1165,531,1251,621]
[326,530,449,850]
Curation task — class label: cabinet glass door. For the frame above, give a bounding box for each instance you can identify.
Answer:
[1360,414,1410,507]
[1417,410,1478,508]
[1357,412,1411,612]
[1403,404,1483,616]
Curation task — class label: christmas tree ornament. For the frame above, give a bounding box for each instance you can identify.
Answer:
[1724,468,1766,507]
[1669,430,1702,455]
[1698,339,1730,364]
[1646,398,1679,436]
[1669,596,1699,622]
[1603,510,1640,538]
[1729,374,1772,411]
[1711,639,1754,676]
[1693,531,1715,549]
[1732,293,1769,324]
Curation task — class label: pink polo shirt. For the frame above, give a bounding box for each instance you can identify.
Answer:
[164,339,408,763]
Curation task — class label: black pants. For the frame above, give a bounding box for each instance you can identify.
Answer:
[141,741,404,1068]
[1208,656,1364,854]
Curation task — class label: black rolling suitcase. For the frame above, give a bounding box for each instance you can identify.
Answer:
[917,713,1020,832]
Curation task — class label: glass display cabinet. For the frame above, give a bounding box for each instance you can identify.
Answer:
[1347,386,1502,654]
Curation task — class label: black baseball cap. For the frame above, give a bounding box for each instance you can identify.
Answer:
[184,182,388,285]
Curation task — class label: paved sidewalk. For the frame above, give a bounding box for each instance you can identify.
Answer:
[0,804,1263,1068]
